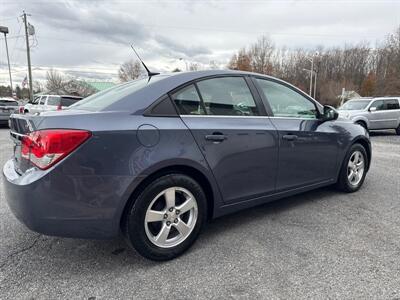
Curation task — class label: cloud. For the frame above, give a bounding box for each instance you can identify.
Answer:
[0,0,399,85]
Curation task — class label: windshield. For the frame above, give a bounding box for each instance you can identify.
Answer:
[339,100,371,110]
[69,77,164,111]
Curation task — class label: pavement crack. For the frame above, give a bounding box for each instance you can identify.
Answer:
[0,234,42,270]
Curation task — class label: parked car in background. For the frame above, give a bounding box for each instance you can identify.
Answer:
[23,95,83,114]
[0,98,19,127]
[339,97,400,134]
[3,70,371,261]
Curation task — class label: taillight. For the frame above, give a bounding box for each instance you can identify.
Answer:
[19,106,24,114]
[21,129,91,170]
[57,104,62,111]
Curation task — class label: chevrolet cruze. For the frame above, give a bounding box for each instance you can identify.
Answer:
[3,70,371,260]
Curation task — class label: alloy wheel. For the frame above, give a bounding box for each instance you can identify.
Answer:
[144,187,198,248]
[347,150,365,186]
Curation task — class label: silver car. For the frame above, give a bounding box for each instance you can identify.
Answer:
[23,95,83,114]
[0,98,19,126]
[338,97,400,134]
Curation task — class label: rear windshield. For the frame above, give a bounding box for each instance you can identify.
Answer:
[69,77,164,111]
[339,100,371,110]
[0,100,18,106]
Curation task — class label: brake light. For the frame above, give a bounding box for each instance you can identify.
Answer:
[19,106,24,114]
[21,129,91,170]
[57,104,62,110]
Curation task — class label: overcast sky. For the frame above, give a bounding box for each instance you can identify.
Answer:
[0,0,399,85]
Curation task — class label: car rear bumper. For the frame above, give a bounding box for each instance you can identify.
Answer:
[2,159,130,239]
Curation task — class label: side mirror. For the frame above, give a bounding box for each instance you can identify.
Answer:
[369,107,377,112]
[321,105,338,121]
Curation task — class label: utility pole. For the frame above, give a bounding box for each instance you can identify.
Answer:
[313,70,317,99]
[308,58,313,96]
[22,11,33,101]
[0,26,13,97]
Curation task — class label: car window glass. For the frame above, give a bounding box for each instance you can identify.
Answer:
[196,77,259,116]
[39,96,47,105]
[171,84,204,115]
[47,96,60,106]
[60,97,81,107]
[0,100,18,106]
[370,100,384,110]
[256,78,317,118]
[384,99,400,110]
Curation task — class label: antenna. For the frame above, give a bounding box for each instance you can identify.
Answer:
[130,45,160,77]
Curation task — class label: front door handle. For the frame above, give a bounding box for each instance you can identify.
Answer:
[205,133,227,142]
[282,134,298,141]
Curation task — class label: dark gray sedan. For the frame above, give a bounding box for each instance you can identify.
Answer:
[2,70,371,260]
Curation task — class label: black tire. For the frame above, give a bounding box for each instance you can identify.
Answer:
[356,121,368,131]
[123,174,207,261]
[396,124,400,135]
[336,143,368,193]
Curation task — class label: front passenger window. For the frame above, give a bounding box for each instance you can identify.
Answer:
[256,79,317,119]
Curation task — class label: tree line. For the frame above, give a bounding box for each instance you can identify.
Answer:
[227,26,400,106]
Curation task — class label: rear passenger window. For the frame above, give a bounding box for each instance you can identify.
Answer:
[172,84,205,115]
[196,77,259,116]
[384,99,400,110]
[47,96,60,106]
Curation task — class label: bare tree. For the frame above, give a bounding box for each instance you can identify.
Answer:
[46,69,67,92]
[189,63,199,71]
[250,35,275,74]
[118,60,142,82]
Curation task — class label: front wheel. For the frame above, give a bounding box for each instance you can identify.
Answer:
[336,144,368,192]
[123,174,207,261]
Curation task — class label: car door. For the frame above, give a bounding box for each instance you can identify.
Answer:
[382,99,400,129]
[253,77,339,191]
[45,96,60,111]
[367,100,392,129]
[30,96,46,113]
[171,76,279,204]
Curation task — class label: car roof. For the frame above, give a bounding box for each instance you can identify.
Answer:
[38,95,83,99]
[105,69,319,113]
[372,96,400,100]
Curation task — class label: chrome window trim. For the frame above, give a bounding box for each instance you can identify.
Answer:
[180,115,318,120]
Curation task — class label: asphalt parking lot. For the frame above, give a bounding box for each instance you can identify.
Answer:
[0,127,399,299]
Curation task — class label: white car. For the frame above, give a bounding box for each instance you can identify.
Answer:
[23,95,83,114]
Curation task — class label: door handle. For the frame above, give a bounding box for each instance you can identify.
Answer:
[282,134,298,141]
[205,133,227,142]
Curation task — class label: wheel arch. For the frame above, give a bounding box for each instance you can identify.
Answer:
[352,117,369,129]
[119,163,218,231]
[352,137,371,171]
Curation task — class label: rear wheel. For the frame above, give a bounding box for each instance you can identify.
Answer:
[337,144,368,192]
[396,124,400,135]
[123,174,207,261]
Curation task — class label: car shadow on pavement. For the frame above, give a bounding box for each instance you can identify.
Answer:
[368,129,396,136]
[1,185,339,275]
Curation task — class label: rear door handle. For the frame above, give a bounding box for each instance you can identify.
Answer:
[205,133,227,142]
[282,134,298,141]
